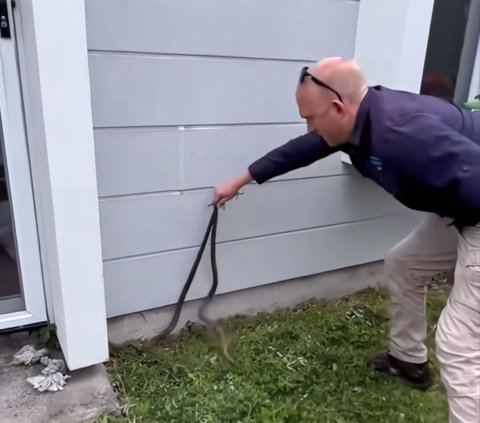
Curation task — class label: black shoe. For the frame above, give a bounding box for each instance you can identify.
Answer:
[367,352,432,391]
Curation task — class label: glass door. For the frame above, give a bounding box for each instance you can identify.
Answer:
[0,0,46,329]
[0,134,23,314]
[420,0,480,105]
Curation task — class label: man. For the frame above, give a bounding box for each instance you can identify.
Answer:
[214,58,480,423]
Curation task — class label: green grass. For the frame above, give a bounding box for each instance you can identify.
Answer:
[100,287,449,423]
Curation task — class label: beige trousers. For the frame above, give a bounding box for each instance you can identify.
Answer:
[384,214,480,423]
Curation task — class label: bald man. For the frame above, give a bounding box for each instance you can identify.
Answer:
[214,58,480,423]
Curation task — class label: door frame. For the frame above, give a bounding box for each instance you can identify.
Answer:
[0,0,46,329]
[468,21,480,101]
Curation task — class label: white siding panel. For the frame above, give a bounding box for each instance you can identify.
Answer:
[99,175,407,260]
[89,54,306,128]
[94,124,347,197]
[103,212,419,317]
[85,0,358,61]
[182,126,346,188]
[94,127,183,196]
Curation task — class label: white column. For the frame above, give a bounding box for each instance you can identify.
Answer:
[16,0,108,369]
[341,0,434,165]
[354,0,435,92]
[468,33,480,101]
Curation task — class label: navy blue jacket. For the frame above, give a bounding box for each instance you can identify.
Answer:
[248,86,480,227]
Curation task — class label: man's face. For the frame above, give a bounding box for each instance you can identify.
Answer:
[296,83,345,146]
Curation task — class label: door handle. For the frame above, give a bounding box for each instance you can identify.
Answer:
[0,0,11,39]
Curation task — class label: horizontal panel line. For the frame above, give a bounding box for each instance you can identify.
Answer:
[93,121,306,131]
[102,212,405,264]
[97,174,347,201]
[88,49,318,64]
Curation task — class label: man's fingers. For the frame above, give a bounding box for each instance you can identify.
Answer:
[213,190,222,206]
[212,194,224,208]
[213,186,244,208]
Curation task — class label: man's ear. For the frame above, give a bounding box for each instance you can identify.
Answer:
[333,99,345,117]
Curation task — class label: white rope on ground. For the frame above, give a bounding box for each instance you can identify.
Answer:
[11,344,71,392]
[12,345,48,366]
[27,371,70,392]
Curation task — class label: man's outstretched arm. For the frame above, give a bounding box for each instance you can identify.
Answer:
[213,132,337,207]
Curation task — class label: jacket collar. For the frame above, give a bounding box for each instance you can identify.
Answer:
[349,87,373,147]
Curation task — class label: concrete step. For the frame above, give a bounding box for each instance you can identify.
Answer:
[0,331,118,423]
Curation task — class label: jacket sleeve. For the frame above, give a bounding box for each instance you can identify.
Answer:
[389,112,480,226]
[247,132,338,184]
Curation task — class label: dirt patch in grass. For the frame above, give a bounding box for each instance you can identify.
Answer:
[99,286,449,423]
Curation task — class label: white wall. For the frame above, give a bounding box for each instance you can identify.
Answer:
[85,0,421,318]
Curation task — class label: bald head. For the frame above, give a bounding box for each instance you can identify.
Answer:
[296,57,368,146]
[309,57,367,102]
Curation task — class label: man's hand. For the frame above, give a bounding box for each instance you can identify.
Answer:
[213,172,253,207]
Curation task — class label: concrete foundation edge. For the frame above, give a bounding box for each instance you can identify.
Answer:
[107,261,385,346]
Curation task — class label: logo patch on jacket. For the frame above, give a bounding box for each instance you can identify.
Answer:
[369,156,383,171]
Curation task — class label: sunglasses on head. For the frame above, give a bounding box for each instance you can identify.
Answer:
[299,66,343,102]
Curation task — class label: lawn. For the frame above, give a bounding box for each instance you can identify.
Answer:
[99,286,449,423]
